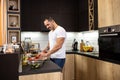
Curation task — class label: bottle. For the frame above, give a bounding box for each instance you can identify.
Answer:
[72,39,78,51]
[80,39,85,52]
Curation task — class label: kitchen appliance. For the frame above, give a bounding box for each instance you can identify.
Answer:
[99,25,120,61]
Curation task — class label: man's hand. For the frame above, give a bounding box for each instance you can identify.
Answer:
[37,51,48,60]
[40,51,48,57]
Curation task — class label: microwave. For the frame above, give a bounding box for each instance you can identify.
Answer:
[99,25,120,61]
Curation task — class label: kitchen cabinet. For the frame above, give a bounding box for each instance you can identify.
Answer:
[63,54,75,80]
[21,0,41,31]
[21,0,98,32]
[21,0,79,32]
[75,54,120,80]
[78,0,89,31]
[75,54,97,80]
[112,63,120,80]
[0,0,7,45]
[78,0,98,31]
[57,0,79,32]
[96,59,113,80]
[0,54,19,80]
[98,0,120,27]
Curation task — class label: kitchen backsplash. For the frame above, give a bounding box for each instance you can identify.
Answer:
[21,30,99,52]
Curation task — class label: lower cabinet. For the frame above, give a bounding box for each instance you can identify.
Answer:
[75,54,120,80]
[63,54,75,80]
[19,72,63,80]
[75,54,97,80]
[96,59,113,80]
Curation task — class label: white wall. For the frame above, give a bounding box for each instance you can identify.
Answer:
[21,30,99,52]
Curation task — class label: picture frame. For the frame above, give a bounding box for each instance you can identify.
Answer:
[11,36,17,43]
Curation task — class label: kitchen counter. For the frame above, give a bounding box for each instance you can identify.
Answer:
[19,60,62,75]
[19,59,63,80]
[66,50,120,64]
[66,50,99,58]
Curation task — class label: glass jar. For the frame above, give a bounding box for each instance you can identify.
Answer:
[24,37,32,53]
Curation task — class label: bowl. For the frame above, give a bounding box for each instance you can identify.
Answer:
[83,46,94,52]
[29,60,44,69]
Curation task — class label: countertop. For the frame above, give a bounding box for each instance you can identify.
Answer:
[66,50,99,58]
[19,60,62,76]
[66,50,120,65]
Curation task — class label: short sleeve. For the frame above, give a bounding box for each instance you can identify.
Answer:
[56,27,66,38]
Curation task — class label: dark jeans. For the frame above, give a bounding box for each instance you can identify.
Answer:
[50,58,65,69]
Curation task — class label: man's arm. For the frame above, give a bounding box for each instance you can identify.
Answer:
[42,42,49,52]
[46,37,65,56]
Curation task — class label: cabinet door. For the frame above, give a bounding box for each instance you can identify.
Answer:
[63,54,75,80]
[58,0,79,32]
[75,54,97,80]
[21,0,79,32]
[98,0,120,28]
[21,0,42,31]
[40,0,79,32]
[78,0,98,31]
[96,60,113,80]
[78,0,89,31]
[112,63,120,80]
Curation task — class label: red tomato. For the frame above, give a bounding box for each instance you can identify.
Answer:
[35,54,41,59]
[28,57,35,61]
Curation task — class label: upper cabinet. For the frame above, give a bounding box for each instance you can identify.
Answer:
[98,0,120,28]
[78,0,98,31]
[21,0,98,32]
[0,0,7,45]
[21,0,79,32]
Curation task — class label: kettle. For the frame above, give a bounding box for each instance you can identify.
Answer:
[72,39,78,51]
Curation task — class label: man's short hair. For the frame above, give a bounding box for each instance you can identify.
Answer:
[44,17,54,21]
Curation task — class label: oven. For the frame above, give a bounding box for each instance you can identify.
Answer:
[99,25,120,61]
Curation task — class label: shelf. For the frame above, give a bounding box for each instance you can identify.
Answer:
[8,30,20,43]
[8,0,20,12]
[8,14,20,28]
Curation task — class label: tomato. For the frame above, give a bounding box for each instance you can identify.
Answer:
[35,54,41,59]
[28,57,36,61]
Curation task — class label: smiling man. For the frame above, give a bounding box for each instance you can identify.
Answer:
[40,17,67,69]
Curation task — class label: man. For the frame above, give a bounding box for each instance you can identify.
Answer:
[40,17,67,69]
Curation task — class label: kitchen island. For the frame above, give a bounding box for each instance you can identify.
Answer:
[19,60,63,80]
[0,53,62,80]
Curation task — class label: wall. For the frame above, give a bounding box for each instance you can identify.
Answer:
[21,30,99,52]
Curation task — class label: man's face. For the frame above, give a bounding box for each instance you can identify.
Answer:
[44,20,54,30]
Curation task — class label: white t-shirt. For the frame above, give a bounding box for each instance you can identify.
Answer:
[48,26,67,58]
